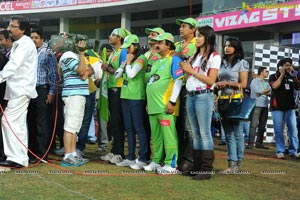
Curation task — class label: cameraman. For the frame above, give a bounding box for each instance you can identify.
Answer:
[269,58,300,159]
[58,39,90,166]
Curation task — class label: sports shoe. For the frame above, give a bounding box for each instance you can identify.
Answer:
[100,153,114,161]
[143,161,161,171]
[130,159,147,170]
[60,155,82,167]
[54,147,65,156]
[109,155,123,164]
[290,152,300,158]
[116,159,135,167]
[157,165,179,175]
[76,156,89,165]
[276,153,285,159]
[76,149,85,157]
[96,147,108,153]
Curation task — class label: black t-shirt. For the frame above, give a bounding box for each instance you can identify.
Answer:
[269,72,299,111]
[0,54,8,107]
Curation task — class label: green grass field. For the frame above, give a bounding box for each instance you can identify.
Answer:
[1,140,299,200]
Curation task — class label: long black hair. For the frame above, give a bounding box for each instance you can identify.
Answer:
[223,37,244,67]
[191,25,216,72]
[131,43,144,62]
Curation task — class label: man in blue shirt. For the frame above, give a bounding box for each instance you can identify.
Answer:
[27,27,57,164]
[247,67,271,150]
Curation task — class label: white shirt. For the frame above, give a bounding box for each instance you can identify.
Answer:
[186,52,221,91]
[0,35,38,100]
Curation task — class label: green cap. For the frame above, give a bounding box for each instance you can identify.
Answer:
[151,32,174,43]
[111,28,131,38]
[176,17,198,28]
[145,27,165,35]
[121,34,139,48]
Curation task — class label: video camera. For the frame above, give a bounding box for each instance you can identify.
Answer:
[48,33,88,54]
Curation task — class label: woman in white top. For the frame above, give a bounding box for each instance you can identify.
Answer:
[180,26,221,180]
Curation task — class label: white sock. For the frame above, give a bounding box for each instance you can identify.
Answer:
[64,153,71,160]
[71,151,77,157]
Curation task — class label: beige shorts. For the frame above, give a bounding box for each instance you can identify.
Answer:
[63,95,86,134]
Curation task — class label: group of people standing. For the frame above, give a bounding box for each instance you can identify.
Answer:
[0,15,299,178]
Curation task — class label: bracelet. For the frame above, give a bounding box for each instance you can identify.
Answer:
[169,100,176,106]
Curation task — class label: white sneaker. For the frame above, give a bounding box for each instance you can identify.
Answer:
[76,149,85,157]
[130,160,147,170]
[276,153,285,159]
[116,159,135,167]
[157,165,179,175]
[109,155,123,164]
[143,161,161,171]
[290,152,300,158]
[100,153,114,161]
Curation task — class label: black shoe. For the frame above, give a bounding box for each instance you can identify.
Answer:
[255,144,269,149]
[29,158,40,164]
[246,144,253,149]
[218,141,226,146]
[0,160,24,168]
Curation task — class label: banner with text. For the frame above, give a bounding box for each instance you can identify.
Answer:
[196,1,300,32]
[0,0,122,11]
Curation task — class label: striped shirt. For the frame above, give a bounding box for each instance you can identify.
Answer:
[37,42,57,95]
[60,51,89,97]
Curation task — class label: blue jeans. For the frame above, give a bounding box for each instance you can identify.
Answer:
[242,121,250,143]
[121,99,148,162]
[271,110,299,155]
[222,119,244,162]
[186,93,214,150]
[76,91,96,151]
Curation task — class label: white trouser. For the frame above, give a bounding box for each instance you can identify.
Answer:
[2,96,30,166]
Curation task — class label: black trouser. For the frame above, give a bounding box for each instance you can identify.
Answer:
[177,86,193,165]
[108,88,125,157]
[27,86,50,159]
[249,107,268,145]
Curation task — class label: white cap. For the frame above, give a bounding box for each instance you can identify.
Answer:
[59,51,78,65]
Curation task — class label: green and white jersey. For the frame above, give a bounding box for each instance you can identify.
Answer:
[146,53,184,116]
[107,48,127,89]
[121,55,148,100]
[175,37,196,58]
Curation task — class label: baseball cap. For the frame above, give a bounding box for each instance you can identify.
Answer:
[151,32,174,43]
[145,27,165,35]
[121,34,139,48]
[59,51,78,65]
[111,28,131,38]
[176,17,198,28]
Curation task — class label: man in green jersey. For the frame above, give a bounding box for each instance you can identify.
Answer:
[144,33,183,174]
[174,17,198,171]
[100,28,131,164]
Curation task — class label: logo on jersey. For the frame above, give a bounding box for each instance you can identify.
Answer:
[160,119,170,126]
[175,69,183,76]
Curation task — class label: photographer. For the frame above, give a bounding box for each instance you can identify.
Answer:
[269,58,300,159]
[58,39,90,166]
